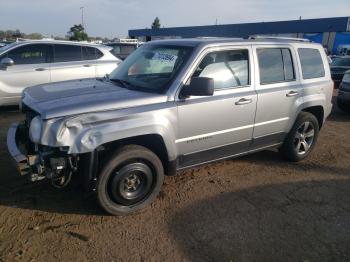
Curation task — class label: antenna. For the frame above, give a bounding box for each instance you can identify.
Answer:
[80,6,85,30]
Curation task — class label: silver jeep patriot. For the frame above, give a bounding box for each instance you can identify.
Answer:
[7,37,333,215]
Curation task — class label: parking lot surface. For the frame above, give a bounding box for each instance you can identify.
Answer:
[0,103,349,262]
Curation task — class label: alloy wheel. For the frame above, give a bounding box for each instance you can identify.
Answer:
[294,121,315,155]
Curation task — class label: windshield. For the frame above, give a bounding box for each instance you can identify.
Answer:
[331,57,350,67]
[0,42,18,53]
[109,44,193,93]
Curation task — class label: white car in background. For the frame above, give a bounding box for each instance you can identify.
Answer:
[0,40,121,106]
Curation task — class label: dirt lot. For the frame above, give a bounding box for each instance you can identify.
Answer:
[0,101,349,262]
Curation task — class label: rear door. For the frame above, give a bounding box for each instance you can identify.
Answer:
[0,43,51,105]
[252,45,302,148]
[50,44,96,83]
[176,46,257,168]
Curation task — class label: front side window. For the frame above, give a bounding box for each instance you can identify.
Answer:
[298,48,325,79]
[7,44,48,65]
[111,46,121,55]
[54,44,82,62]
[111,45,136,56]
[0,42,18,53]
[109,44,193,93]
[257,48,295,84]
[120,45,137,55]
[193,49,249,89]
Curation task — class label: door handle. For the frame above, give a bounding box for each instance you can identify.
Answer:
[235,98,253,105]
[83,64,92,67]
[35,68,47,71]
[286,91,299,97]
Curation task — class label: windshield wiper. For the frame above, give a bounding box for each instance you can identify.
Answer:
[109,78,132,90]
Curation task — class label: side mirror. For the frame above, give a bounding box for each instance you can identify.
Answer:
[1,58,14,67]
[180,77,214,98]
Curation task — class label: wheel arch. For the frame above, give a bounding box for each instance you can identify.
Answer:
[302,105,324,129]
[98,134,176,176]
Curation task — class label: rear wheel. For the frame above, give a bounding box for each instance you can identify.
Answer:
[97,145,164,215]
[280,112,319,162]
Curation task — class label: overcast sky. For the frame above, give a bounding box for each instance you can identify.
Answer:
[0,0,349,38]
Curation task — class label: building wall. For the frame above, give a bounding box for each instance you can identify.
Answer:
[130,17,350,54]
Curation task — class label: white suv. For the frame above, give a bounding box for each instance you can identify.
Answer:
[0,40,121,106]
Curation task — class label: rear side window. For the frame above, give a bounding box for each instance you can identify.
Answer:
[7,44,49,65]
[298,48,325,79]
[257,48,295,84]
[282,49,295,81]
[194,49,250,89]
[54,44,82,62]
[82,46,103,60]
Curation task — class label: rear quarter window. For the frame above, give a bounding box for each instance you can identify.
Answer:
[82,46,103,60]
[298,48,325,79]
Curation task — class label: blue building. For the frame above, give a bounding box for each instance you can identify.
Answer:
[129,17,350,55]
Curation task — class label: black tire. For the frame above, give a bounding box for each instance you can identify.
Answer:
[279,112,319,162]
[97,145,164,216]
[337,99,350,113]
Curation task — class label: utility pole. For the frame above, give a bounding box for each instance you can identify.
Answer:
[80,6,85,30]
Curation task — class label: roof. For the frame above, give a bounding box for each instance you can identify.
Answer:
[129,17,350,38]
[105,42,138,46]
[143,37,320,48]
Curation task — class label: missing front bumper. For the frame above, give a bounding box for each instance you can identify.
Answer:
[6,123,39,176]
[6,123,93,189]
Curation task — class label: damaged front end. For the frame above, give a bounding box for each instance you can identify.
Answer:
[7,119,79,189]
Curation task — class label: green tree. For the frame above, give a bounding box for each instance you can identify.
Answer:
[151,17,161,29]
[67,24,88,41]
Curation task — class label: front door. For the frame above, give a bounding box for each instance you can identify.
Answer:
[176,47,257,168]
[0,43,50,105]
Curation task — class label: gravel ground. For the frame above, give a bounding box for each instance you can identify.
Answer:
[0,100,349,262]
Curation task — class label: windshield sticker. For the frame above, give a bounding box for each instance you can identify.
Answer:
[152,52,178,63]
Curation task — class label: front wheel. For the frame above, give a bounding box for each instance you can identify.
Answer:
[97,145,164,216]
[279,112,319,162]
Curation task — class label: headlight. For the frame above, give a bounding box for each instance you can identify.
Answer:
[342,73,350,83]
[29,116,42,143]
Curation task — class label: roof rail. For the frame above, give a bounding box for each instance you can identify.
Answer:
[16,38,31,42]
[16,37,56,42]
[248,35,311,42]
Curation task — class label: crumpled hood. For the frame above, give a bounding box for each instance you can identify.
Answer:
[22,78,168,119]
